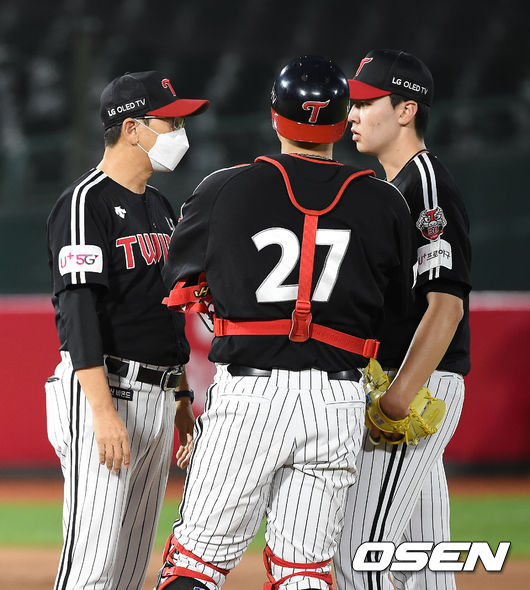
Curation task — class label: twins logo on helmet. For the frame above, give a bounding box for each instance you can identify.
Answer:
[302,100,330,123]
[270,55,350,144]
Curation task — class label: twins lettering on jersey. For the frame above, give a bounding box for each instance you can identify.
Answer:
[60,169,177,285]
[116,232,171,269]
[59,233,171,275]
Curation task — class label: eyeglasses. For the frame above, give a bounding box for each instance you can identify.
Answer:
[141,116,185,130]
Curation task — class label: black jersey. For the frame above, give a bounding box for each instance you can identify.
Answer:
[163,153,415,372]
[376,151,471,375]
[47,168,189,366]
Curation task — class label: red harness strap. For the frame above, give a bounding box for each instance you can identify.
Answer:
[262,545,333,590]
[214,317,379,358]
[213,156,379,359]
[289,213,317,342]
[163,272,211,314]
[162,157,380,359]
[159,534,230,588]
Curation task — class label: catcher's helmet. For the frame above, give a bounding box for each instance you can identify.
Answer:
[271,55,350,143]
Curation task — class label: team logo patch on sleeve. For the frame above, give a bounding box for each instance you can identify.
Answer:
[59,245,103,275]
[416,206,447,241]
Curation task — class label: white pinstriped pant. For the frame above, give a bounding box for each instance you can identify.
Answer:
[171,364,365,589]
[334,371,465,590]
[45,352,177,590]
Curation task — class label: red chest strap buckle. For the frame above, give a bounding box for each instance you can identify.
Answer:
[289,309,312,342]
[289,302,312,342]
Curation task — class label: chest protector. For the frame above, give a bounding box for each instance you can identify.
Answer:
[163,155,380,359]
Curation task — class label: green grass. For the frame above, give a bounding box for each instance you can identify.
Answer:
[450,495,530,557]
[0,502,63,546]
[0,501,267,552]
[1,496,528,557]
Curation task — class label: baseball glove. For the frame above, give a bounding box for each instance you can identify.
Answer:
[363,358,446,445]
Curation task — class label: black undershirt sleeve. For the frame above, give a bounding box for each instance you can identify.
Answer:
[420,278,468,300]
[58,285,105,370]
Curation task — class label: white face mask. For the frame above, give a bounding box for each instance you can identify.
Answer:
[135,120,189,172]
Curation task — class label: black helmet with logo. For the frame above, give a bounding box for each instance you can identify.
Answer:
[271,55,350,143]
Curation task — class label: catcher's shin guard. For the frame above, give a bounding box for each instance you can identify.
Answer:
[155,534,229,590]
[262,545,333,590]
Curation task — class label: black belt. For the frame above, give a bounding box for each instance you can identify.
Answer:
[227,364,361,382]
[105,357,183,390]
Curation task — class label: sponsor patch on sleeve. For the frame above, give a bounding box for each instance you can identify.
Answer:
[58,245,103,276]
[417,239,452,275]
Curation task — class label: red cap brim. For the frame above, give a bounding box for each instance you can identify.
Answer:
[147,98,209,118]
[348,79,391,100]
[271,109,347,144]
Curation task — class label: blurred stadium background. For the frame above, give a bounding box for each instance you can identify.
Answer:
[0,0,529,586]
[0,0,529,293]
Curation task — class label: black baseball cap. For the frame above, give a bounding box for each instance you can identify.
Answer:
[348,49,434,106]
[100,71,209,129]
